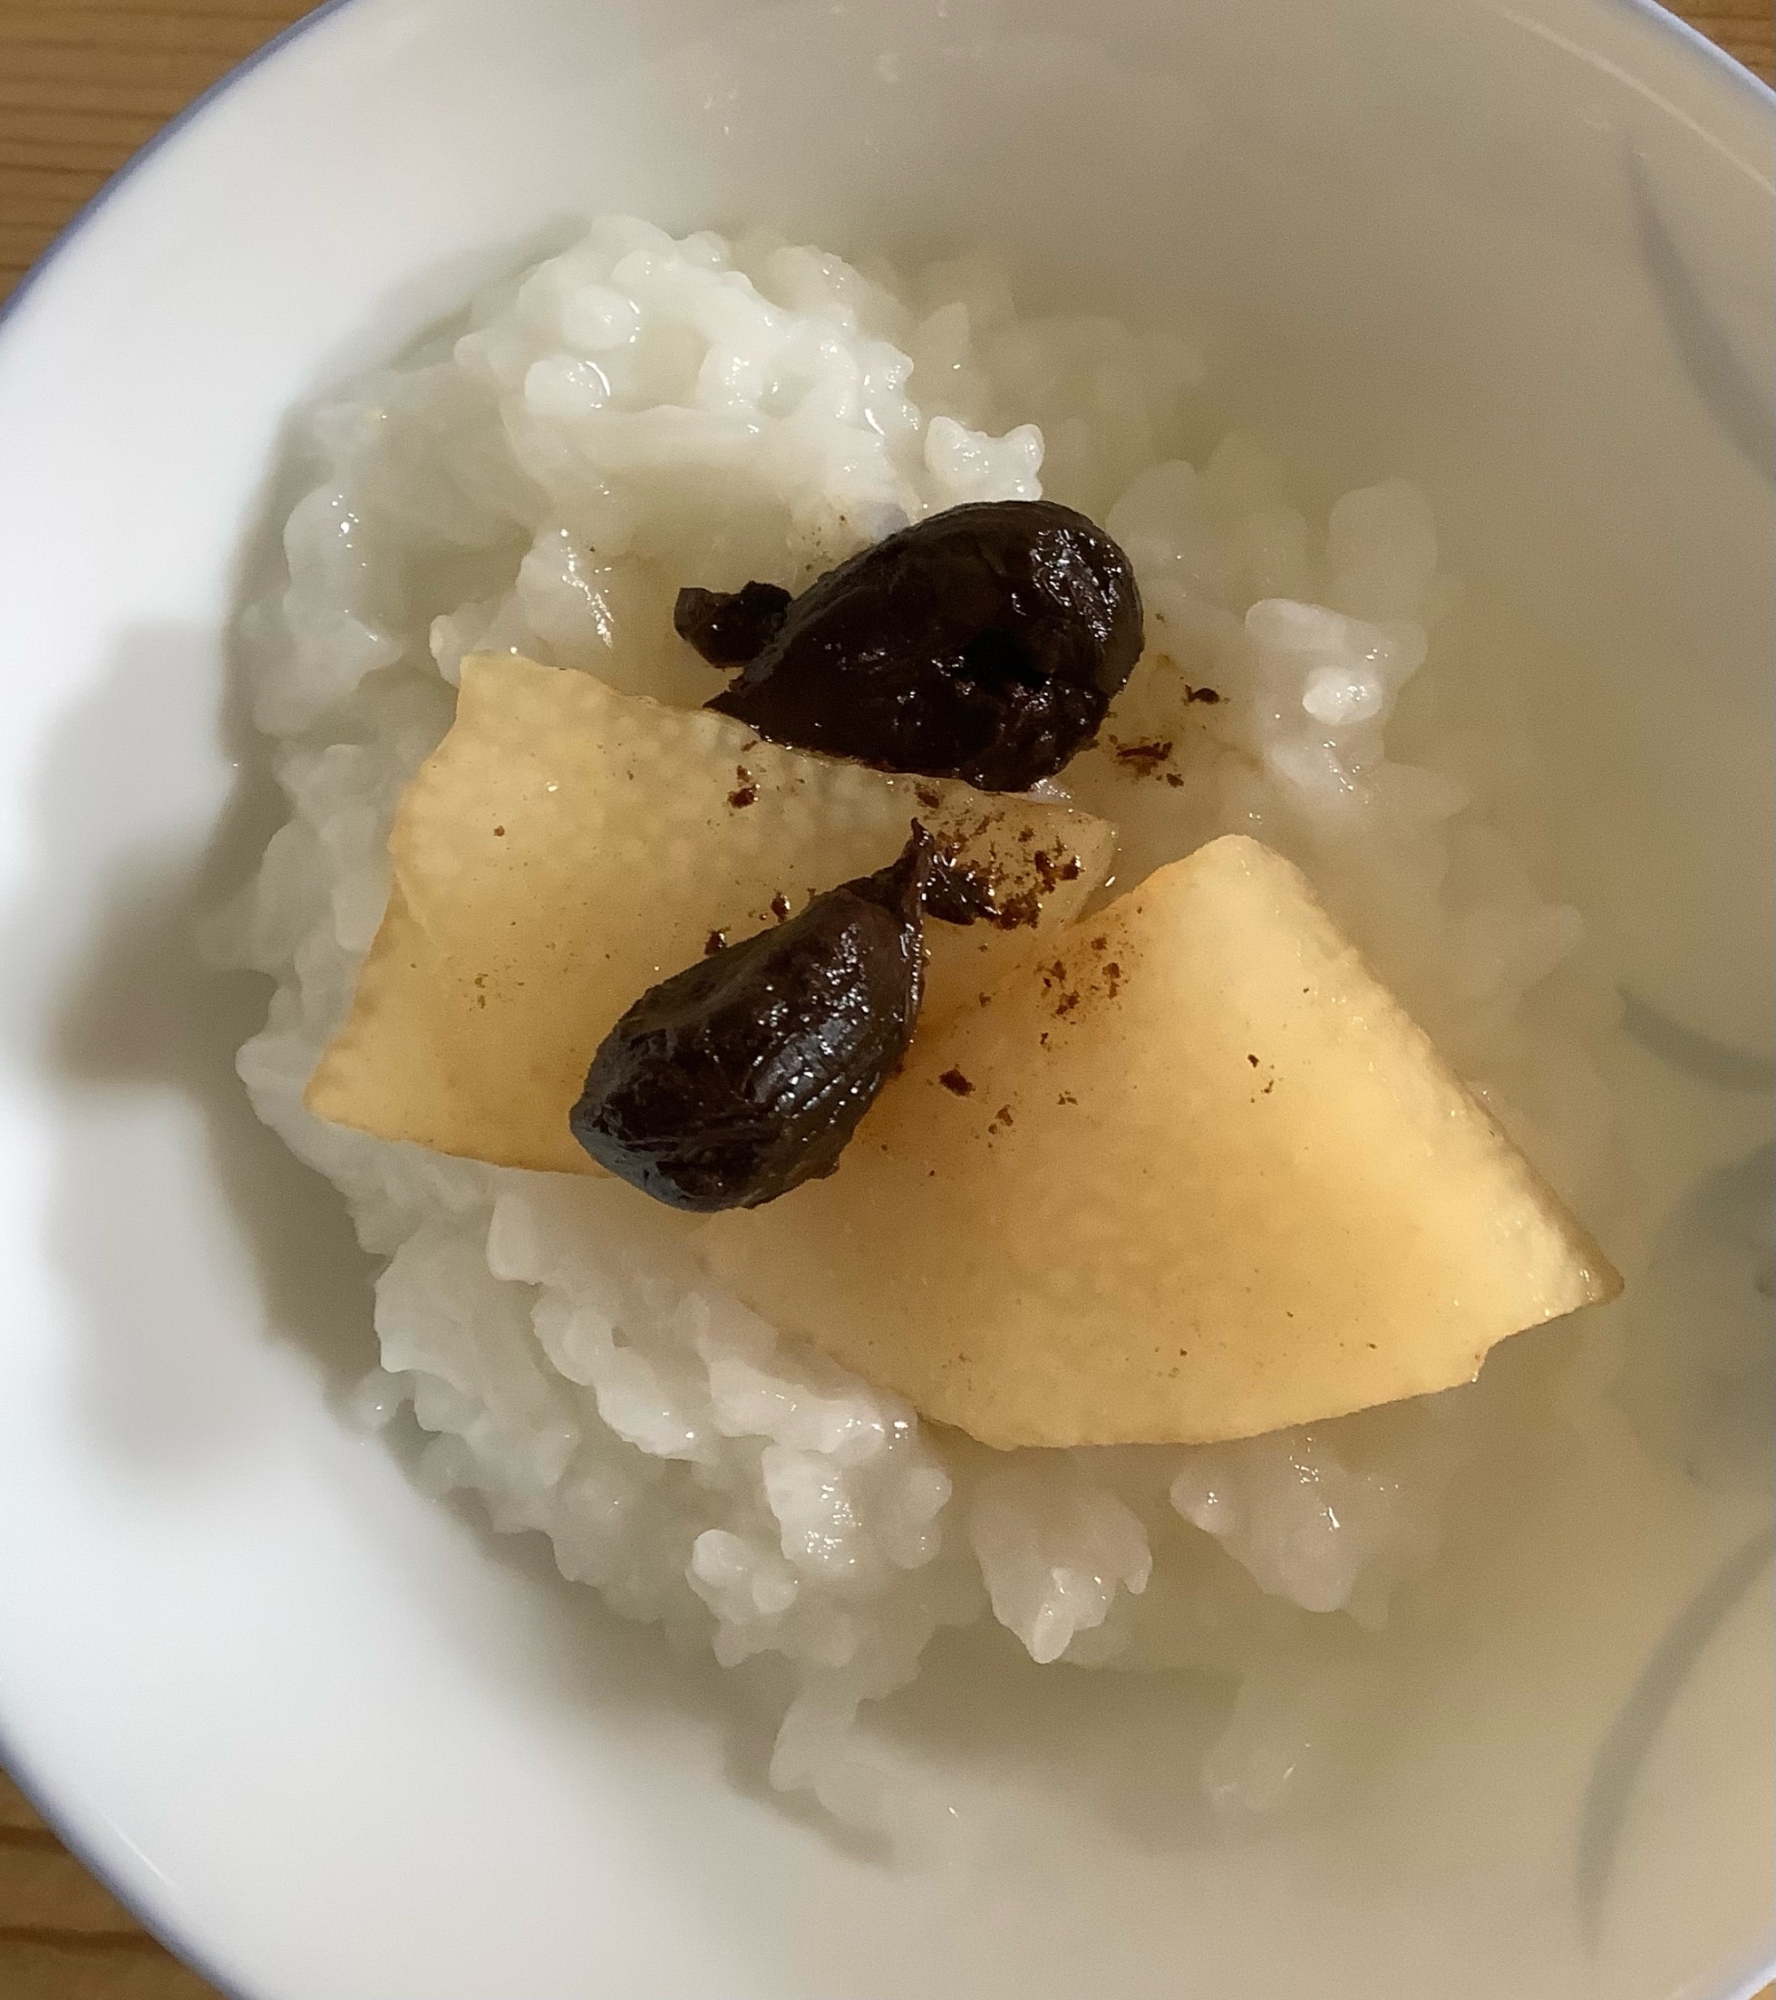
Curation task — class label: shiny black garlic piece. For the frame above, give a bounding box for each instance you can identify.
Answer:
[674,580,791,665]
[569,830,935,1211]
[684,499,1144,792]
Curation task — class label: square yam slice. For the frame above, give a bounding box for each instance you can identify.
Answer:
[704,835,1621,1447]
[305,653,1116,1175]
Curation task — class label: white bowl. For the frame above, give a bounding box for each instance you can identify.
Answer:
[0,2,1770,1996]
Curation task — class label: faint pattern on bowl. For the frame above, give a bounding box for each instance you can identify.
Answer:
[1626,142,1775,485]
[1617,1142,1776,1490]
[1620,989,1776,1095]
[1576,1521,1776,1949]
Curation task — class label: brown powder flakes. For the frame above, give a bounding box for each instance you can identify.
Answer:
[1055,990,1081,1017]
[1103,960,1124,998]
[1114,737,1174,773]
[704,930,727,957]
[1183,685,1221,705]
[728,785,757,808]
[1089,935,1108,952]
[989,1104,1015,1132]
[1028,848,1082,896]
[915,783,943,810]
[770,892,792,921]
[1248,1053,1260,1066]
[1057,1090,1078,1105]
[493,825,506,837]
[939,1068,975,1097]
[924,850,1046,932]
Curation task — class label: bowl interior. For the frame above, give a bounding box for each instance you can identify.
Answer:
[0,2,1769,1996]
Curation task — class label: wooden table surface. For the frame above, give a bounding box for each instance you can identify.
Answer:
[0,1,1770,1994]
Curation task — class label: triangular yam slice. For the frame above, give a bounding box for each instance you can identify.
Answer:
[704,835,1621,1447]
[305,654,1116,1175]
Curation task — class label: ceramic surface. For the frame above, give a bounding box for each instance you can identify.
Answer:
[0,2,1769,1995]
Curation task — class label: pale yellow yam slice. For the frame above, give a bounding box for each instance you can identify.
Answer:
[305,653,1116,1175]
[704,834,1622,1448]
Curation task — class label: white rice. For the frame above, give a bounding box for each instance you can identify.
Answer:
[228,217,1616,1834]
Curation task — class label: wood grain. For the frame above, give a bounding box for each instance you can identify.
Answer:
[0,1,1767,1995]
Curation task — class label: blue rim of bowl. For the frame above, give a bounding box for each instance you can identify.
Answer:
[0,1739,252,2000]
[0,3,1770,1998]
[1617,0,1776,111]
[0,12,365,1985]
[0,23,379,1990]
[0,0,360,336]
[2,0,1770,340]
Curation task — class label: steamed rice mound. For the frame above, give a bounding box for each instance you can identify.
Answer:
[230,216,1616,1831]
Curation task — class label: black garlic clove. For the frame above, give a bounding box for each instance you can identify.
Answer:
[570,829,935,1211]
[692,499,1143,792]
[674,580,793,666]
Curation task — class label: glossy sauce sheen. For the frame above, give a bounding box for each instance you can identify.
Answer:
[570,832,934,1209]
[686,500,1144,791]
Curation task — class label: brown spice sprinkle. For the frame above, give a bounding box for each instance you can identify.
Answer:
[1103,960,1123,998]
[1248,1053,1260,1066]
[770,892,792,921]
[1089,934,1108,952]
[939,1068,975,1097]
[989,1104,1015,1131]
[704,930,727,957]
[1027,847,1081,896]
[1165,771,1185,788]
[1058,1090,1078,1105]
[923,847,1042,931]
[1055,991,1081,1017]
[728,785,757,808]
[915,783,943,810]
[1114,737,1173,772]
[1184,685,1222,704]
